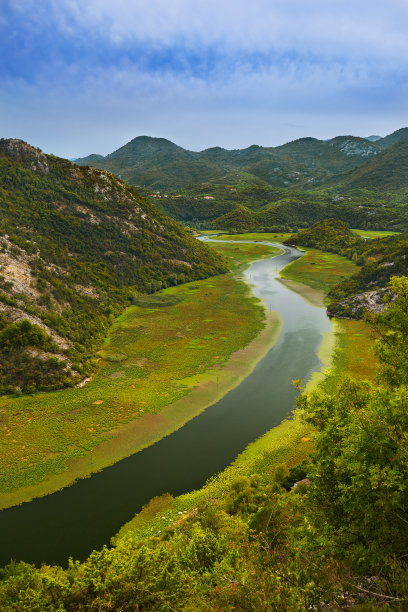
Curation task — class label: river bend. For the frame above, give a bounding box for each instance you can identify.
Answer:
[0,242,331,566]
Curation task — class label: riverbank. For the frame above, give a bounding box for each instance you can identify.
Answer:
[0,241,281,509]
[115,241,379,544]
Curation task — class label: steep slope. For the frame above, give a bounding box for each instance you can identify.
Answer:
[327,134,408,192]
[327,232,408,318]
[0,139,227,393]
[377,126,408,149]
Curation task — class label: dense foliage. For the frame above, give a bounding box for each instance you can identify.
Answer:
[151,182,408,233]
[0,277,407,610]
[0,139,227,393]
[285,218,364,257]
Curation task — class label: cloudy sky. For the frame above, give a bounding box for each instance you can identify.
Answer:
[1,0,408,158]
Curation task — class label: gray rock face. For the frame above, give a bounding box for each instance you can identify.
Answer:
[328,289,389,319]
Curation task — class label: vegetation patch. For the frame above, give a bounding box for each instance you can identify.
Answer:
[207,231,292,242]
[207,240,280,274]
[280,249,359,295]
[129,294,185,308]
[351,228,399,239]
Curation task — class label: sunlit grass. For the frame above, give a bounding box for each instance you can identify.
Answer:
[209,240,279,273]
[280,248,359,294]
[204,231,292,243]
[324,319,378,389]
[351,229,399,239]
[114,241,380,544]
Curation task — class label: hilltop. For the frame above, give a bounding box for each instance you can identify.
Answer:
[74,130,408,233]
[0,139,227,394]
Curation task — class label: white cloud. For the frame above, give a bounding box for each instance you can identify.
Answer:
[36,0,408,64]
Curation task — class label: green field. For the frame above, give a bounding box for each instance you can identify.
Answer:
[0,241,280,508]
[204,231,292,243]
[351,228,399,239]
[280,248,359,295]
[208,239,281,272]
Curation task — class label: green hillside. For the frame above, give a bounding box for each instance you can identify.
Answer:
[156,182,408,233]
[75,132,401,190]
[328,232,408,318]
[325,134,408,192]
[285,218,364,256]
[0,139,227,394]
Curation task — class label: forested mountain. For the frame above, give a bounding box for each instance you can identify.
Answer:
[154,182,408,233]
[74,129,408,233]
[75,128,408,191]
[0,139,227,394]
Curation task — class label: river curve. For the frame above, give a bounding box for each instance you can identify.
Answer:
[0,242,332,567]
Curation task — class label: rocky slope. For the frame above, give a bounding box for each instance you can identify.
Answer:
[0,139,227,393]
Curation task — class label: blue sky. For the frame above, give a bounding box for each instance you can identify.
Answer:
[1,0,408,158]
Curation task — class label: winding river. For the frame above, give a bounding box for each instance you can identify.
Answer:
[0,242,332,567]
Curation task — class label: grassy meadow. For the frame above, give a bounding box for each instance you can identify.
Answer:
[351,228,399,239]
[204,231,292,243]
[280,243,378,381]
[0,241,281,508]
[280,248,359,295]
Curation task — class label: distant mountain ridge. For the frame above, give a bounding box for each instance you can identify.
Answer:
[75,128,408,190]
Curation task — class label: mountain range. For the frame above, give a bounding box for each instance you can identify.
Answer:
[75,128,408,191]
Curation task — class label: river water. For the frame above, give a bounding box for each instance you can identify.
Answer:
[0,242,331,567]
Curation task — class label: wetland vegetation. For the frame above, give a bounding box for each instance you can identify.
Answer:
[4,240,408,610]
[0,240,280,508]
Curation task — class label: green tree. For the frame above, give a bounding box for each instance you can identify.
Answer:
[371,275,408,386]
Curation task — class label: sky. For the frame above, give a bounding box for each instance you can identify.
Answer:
[1,0,408,158]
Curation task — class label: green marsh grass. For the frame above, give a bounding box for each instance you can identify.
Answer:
[351,229,399,239]
[280,249,359,295]
[206,232,292,243]
[0,241,280,506]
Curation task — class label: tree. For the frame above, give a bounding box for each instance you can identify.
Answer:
[371,275,408,386]
[299,379,408,571]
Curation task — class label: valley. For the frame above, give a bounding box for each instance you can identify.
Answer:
[4,4,408,605]
[0,237,335,566]
[0,240,280,509]
[0,136,406,609]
